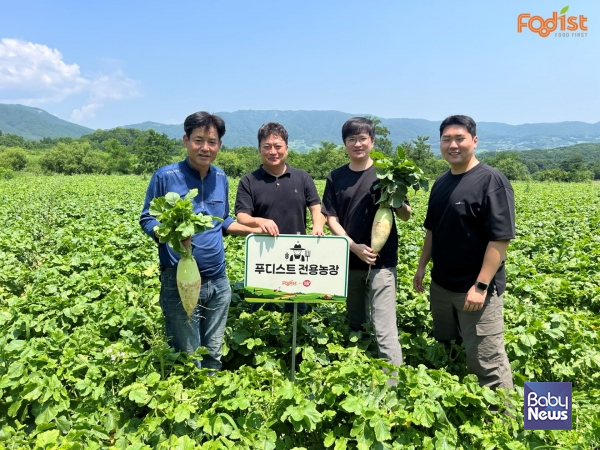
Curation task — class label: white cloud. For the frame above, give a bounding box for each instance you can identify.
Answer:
[0,38,141,121]
[71,71,141,121]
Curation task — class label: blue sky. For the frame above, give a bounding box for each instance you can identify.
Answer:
[0,0,598,129]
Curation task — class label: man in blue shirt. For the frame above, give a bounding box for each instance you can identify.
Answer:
[140,111,261,370]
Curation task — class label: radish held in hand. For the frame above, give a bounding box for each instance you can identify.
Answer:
[149,189,223,320]
[177,253,202,320]
[371,207,394,254]
[367,146,429,279]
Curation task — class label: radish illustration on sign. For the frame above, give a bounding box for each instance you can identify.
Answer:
[244,234,349,303]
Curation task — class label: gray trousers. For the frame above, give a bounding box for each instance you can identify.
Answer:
[347,268,402,366]
[430,281,513,390]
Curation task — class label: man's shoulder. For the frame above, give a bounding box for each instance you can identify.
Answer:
[210,164,227,177]
[287,165,315,181]
[239,167,265,183]
[477,164,513,189]
[154,161,185,178]
[328,163,351,179]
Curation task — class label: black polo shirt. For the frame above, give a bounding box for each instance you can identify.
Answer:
[235,164,321,234]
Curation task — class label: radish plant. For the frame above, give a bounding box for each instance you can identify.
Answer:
[369,146,428,275]
[150,189,222,320]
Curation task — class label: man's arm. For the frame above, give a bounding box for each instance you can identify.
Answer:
[224,221,264,236]
[236,212,280,236]
[413,229,432,292]
[463,239,511,311]
[308,204,326,236]
[326,215,377,265]
[394,202,412,221]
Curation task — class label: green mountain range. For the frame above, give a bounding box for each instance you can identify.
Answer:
[125,111,600,152]
[2,104,600,152]
[0,103,93,140]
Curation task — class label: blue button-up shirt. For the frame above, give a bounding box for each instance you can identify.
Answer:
[140,158,235,279]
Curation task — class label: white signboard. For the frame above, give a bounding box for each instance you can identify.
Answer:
[244,234,349,303]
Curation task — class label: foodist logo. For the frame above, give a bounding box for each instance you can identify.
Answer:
[524,382,572,430]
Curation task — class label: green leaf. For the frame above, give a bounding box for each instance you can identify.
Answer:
[176,222,195,238]
[370,416,392,442]
[35,404,58,425]
[174,403,191,423]
[396,145,406,160]
[35,430,60,448]
[391,190,408,209]
[341,395,364,414]
[165,192,181,205]
[7,361,25,378]
[7,399,22,417]
[184,188,198,200]
[277,380,295,399]
[128,383,150,405]
[55,415,71,434]
[5,340,26,352]
[560,5,569,14]
[324,431,336,447]
[145,372,161,386]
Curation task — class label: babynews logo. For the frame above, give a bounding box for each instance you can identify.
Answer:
[518,6,588,38]
[524,382,572,430]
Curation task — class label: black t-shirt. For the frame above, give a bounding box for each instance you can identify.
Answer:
[424,163,515,295]
[322,164,407,270]
[235,164,321,234]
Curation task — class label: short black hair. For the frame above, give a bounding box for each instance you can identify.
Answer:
[341,117,375,142]
[257,122,288,147]
[183,112,226,139]
[439,115,477,138]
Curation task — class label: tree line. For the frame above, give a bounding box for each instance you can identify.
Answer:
[1,126,599,182]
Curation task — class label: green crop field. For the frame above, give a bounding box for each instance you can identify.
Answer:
[0,175,599,449]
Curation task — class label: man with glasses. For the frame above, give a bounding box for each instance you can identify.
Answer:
[140,111,262,371]
[321,117,411,372]
[235,122,326,315]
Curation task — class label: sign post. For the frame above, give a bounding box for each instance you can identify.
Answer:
[244,234,349,381]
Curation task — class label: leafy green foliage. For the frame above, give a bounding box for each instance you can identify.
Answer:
[0,176,598,448]
[371,146,429,208]
[150,189,223,256]
[133,129,180,174]
[0,147,28,171]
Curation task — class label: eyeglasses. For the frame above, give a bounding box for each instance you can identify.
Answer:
[345,136,370,145]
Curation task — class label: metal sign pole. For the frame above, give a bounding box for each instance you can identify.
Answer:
[290,302,298,382]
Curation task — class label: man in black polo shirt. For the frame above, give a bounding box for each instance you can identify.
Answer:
[235,122,326,314]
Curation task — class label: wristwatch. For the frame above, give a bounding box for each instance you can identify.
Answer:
[475,280,489,291]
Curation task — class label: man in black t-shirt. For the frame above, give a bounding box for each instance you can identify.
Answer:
[413,115,514,391]
[235,122,325,314]
[322,117,411,369]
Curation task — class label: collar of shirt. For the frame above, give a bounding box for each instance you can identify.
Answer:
[183,157,212,179]
[259,163,292,179]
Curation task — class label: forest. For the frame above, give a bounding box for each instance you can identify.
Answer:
[1,124,599,182]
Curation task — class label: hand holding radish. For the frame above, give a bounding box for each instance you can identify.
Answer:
[181,236,192,252]
[150,189,223,321]
[351,242,377,265]
[366,146,429,279]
